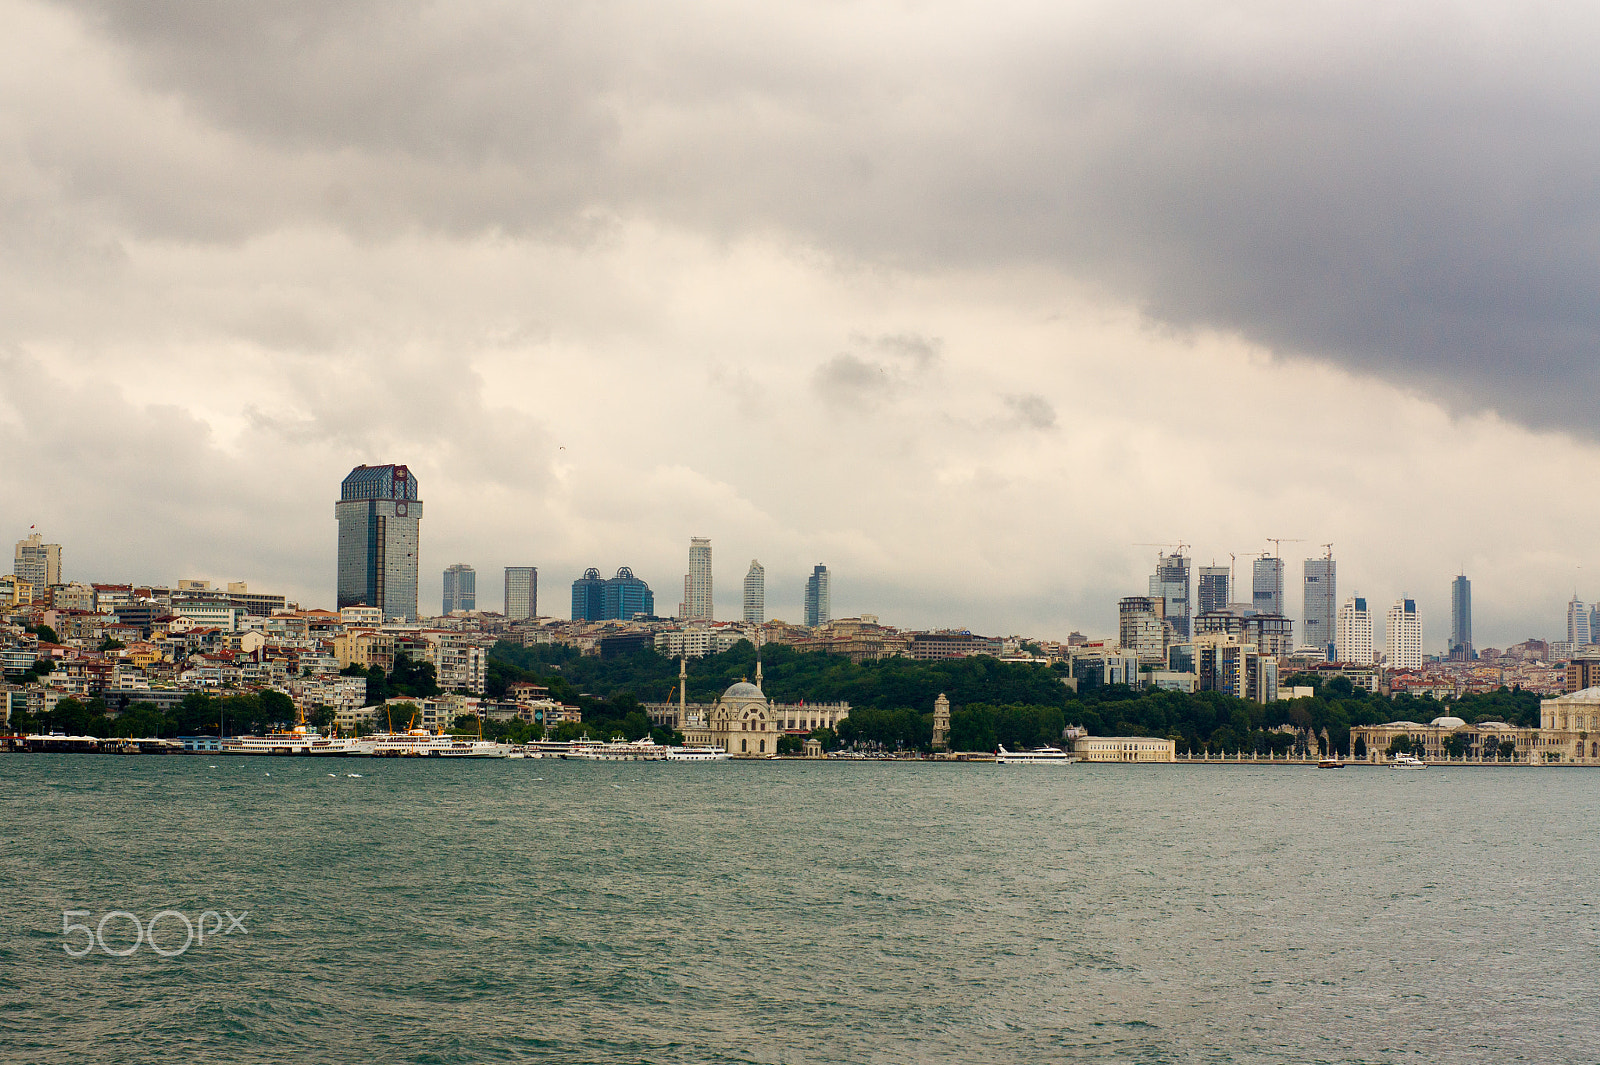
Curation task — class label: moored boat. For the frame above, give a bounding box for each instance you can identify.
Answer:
[995,745,1074,765]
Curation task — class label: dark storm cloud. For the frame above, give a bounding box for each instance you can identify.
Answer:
[48,0,1600,434]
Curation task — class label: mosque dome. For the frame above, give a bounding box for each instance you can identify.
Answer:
[722,681,765,700]
[1429,716,1468,729]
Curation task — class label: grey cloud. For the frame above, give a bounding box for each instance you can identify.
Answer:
[812,352,896,409]
[857,332,943,371]
[1003,393,1056,430]
[32,1,1600,435]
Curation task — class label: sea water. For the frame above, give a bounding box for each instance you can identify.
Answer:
[3,756,1598,1063]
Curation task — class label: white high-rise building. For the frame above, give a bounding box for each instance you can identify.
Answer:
[1386,598,1422,669]
[1336,596,1374,665]
[503,567,537,620]
[743,560,765,624]
[1567,596,1591,650]
[684,537,713,620]
[14,532,61,594]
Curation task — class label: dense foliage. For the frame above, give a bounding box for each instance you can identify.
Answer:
[9,691,300,738]
[488,642,1544,755]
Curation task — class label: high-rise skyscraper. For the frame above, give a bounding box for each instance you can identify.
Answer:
[504,567,537,620]
[1568,596,1592,650]
[335,463,422,620]
[804,564,830,627]
[603,567,655,620]
[1386,598,1422,669]
[13,532,61,594]
[1197,565,1230,615]
[1302,554,1337,660]
[743,560,765,624]
[1148,552,1191,639]
[1337,596,1373,664]
[1252,555,1285,616]
[683,537,713,620]
[571,568,606,621]
[442,563,476,614]
[1449,574,1472,661]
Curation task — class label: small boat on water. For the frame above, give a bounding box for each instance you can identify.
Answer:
[1317,757,1345,769]
[995,745,1074,765]
[1389,752,1427,770]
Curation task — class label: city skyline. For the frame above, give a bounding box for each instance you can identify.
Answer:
[18,507,1594,653]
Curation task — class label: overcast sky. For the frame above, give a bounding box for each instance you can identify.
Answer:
[4,0,1599,649]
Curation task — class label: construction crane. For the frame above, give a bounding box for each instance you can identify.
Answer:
[1320,542,1334,560]
[1132,541,1191,565]
[1265,537,1305,560]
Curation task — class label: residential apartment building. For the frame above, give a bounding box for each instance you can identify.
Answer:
[1337,596,1374,664]
[14,533,61,595]
[743,560,765,625]
[1386,598,1422,670]
[683,538,713,620]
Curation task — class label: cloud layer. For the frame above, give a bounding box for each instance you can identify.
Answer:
[3,0,1598,647]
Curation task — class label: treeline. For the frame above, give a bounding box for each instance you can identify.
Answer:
[487,642,1545,755]
[489,640,1071,711]
[9,691,301,738]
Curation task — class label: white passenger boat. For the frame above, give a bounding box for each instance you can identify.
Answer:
[570,736,669,761]
[1317,757,1346,769]
[664,744,730,761]
[1389,752,1427,770]
[221,724,364,756]
[363,728,510,758]
[995,745,1074,765]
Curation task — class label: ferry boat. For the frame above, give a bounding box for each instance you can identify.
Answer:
[664,744,730,761]
[221,724,364,756]
[1317,757,1346,769]
[363,728,510,758]
[1388,752,1427,770]
[995,745,1074,765]
[569,736,669,761]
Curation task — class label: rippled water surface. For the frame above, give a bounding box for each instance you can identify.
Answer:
[4,756,1599,1063]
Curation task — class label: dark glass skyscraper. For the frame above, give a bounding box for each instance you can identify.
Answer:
[603,567,654,620]
[804,564,830,628]
[335,463,421,620]
[1197,565,1230,614]
[572,566,653,620]
[1148,552,1191,638]
[571,568,606,621]
[1450,574,1473,661]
